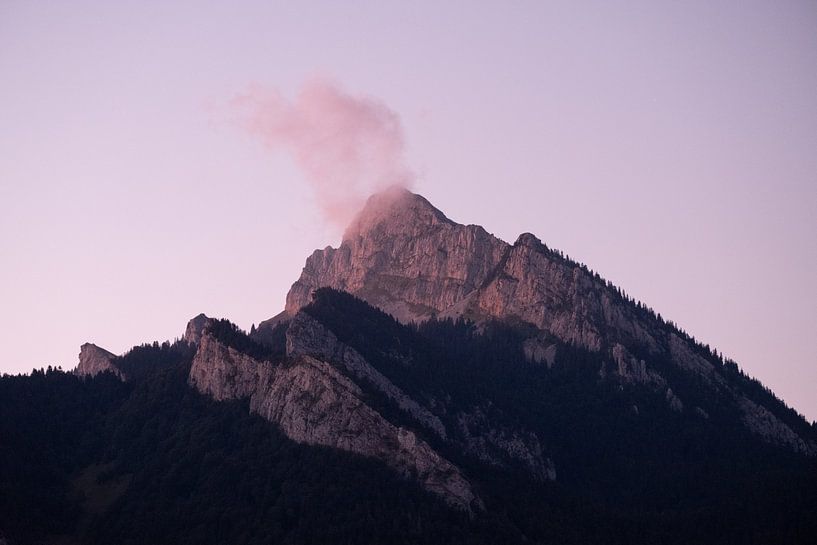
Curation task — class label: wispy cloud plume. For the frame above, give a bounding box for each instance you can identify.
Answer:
[231,79,413,228]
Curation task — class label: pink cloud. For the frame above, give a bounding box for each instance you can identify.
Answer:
[231,79,414,228]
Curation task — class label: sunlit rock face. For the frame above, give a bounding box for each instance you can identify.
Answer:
[183,313,211,346]
[285,187,509,323]
[188,326,480,511]
[281,188,815,455]
[188,334,260,401]
[74,343,122,379]
[285,188,655,351]
[285,312,448,440]
[468,233,661,353]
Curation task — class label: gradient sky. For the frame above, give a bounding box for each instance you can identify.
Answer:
[1,1,815,420]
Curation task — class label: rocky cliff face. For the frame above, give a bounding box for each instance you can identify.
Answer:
[251,355,478,510]
[285,188,508,322]
[285,311,556,477]
[281,188,814,455]
[184,313,210,346]
[464,233,658,353]
[283,190,658,353]
[188,334,261,401]
[187,306,564,509]
[74,343,123,379]
[188,323,480,511]
[285,312,448,439]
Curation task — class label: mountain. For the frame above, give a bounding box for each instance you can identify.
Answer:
[1,188,815,544]
[279,187,814,454]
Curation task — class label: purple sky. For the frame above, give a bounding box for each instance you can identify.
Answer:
[1,1,815,420]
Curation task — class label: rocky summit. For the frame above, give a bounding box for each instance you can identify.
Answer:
[74,342,122,379]
[285,187,508,323]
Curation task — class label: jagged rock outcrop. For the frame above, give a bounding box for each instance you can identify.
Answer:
[522,335,558,367]
[666,332,725,384]
[665,388,684,413]
[285,187,508,322]
[251,356,477,509]
[456,407,556,481]
[284,190,661,356]
[737,396,813,455]
[279,188,814,454]
[74,343,123,379]
[184,313,210,345]
[188,333,261,400]
[284,311,557,481]
[188,329,479,511]
[468,233,659,353]
[607,343,664,387]
[285,312,447,439]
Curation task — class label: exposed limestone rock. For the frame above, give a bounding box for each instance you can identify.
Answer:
[188,334,262,400]
[285,312,447,439]
[184,313,211,345]
[522,336,557,367]
[74,343,123,379]
[604,346,684,413]
[608,343,664,387]
[284,312,558,482]
[282,190,665,359]
[285,188,509,322]
[736,396,815,455]
[253,310,291,343]
[473,234,604,350]
[665,388,684,413]
[254,355,478,510]
[282,190,664,357]
[188,332,479,510]
[469,233,662,355]
[666,333,725,385]
[455,408,556,481]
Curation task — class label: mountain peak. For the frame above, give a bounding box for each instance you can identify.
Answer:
[285,188,507,321]
[184,313,211,345]
[75,343,121,379]
[514,232,544,249]
[343,186,453,241]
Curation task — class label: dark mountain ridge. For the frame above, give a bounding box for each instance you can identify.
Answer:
[2,188,816,544]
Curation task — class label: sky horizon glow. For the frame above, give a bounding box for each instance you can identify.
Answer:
[1,1,815,420]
